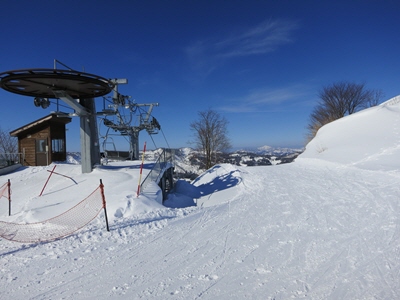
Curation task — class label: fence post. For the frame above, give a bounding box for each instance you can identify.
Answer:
[99,179,110,232]
[136,141,147,197]
[8,179,11,216]
[39,165,57,196]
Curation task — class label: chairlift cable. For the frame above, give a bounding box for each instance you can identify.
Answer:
[150,134,157,149]
[145,110,170,149]
[160,128,171,149]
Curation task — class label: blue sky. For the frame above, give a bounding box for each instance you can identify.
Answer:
[0,0,399,152]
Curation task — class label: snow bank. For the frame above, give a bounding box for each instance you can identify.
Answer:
[299,95,400,171]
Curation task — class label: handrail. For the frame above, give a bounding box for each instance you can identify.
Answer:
[0,152,24,167]
[140,148,174,192]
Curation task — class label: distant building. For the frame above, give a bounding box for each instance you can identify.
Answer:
[10,113,71,166]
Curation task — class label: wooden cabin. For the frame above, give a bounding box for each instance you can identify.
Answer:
[10,114,72,166]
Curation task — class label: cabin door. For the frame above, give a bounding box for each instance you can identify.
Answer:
[36,139,48,166]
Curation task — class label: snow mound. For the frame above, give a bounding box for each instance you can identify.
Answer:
[165,164,243,208]
[66,152,81,165]
[299,95,400,171]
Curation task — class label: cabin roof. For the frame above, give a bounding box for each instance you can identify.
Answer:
[9,113,72,137]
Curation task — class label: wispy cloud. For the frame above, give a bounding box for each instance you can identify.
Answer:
[215,20,298,58]
[185,19,298,74]
[218,85,312,113]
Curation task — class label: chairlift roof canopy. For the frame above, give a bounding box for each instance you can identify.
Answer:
[0,68,114,99]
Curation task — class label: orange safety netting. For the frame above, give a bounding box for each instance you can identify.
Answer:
[0,186,105,244]
[0,182,9,200]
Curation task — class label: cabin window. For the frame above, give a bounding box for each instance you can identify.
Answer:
[52,139,65,153]
[36,139,48,153]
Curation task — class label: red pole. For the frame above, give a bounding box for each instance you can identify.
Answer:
[99,179,110,232]
[136,142,147,197]
[39,165,57,196]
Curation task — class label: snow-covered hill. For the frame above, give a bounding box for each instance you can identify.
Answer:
[1,96,400,299]
[300,95,400,171]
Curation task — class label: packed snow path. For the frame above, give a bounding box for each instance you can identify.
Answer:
[1,160,399,299]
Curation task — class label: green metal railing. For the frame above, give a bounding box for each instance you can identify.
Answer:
[140,148,174,192]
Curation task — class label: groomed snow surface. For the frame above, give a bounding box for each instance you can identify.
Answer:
[1,97,400,299]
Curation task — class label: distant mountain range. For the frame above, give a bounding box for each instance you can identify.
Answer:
[236,145,304,156]
[99,146,303,180]
[158,146,304,179]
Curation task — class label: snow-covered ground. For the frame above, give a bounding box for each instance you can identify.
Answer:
[1,97,400,299]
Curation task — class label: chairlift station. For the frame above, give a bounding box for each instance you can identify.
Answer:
[0,63,162,173]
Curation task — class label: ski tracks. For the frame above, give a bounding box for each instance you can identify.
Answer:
[229,162,400,299]
[2,161,400,299]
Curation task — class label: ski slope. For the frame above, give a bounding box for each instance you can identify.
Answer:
[1,97,400,299]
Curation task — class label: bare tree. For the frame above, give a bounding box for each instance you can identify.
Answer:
[190,109,231,169]
[307,82,383,141]
[0,127,18,164]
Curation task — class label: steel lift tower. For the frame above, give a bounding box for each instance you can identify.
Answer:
[101,79,160,160]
